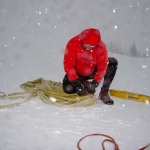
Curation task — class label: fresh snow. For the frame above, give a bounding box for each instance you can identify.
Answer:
[0,0,150,150]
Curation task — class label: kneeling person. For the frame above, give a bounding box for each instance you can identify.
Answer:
[63,28,118,105]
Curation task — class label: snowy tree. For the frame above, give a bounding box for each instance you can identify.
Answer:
[128,43,139,57]
[143,53,147,57]
[108,41,122,54]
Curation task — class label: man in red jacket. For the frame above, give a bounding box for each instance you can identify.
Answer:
[63,28,118,105]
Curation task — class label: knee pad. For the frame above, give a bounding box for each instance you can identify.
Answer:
[63,84,75,94]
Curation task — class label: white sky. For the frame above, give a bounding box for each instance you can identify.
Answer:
[0,0,150,55]
[0,0,150,149]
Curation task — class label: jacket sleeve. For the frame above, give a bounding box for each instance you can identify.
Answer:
[93,42,108,83]
[63,39,79,81]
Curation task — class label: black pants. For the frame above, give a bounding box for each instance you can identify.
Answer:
[63,57,118,94]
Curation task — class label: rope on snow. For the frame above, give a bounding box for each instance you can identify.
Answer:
[77,133,150,150]
[0,78,96,109]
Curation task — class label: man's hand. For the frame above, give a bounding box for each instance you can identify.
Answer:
[85,80,99,94]
[71,79,87,96]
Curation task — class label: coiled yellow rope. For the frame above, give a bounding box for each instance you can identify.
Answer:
[0,78,96,109]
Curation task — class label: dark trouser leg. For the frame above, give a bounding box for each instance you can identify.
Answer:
[99,57,118,105]
[62,75,76,94]
[102,57,118,88]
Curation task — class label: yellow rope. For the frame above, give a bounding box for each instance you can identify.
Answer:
[0,78,96,109]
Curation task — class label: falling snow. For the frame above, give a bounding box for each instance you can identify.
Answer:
[0,0,150,150]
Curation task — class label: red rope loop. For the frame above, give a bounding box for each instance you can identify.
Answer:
[77,133,119,150]
[139,143,150,150]
[77,133,150,150]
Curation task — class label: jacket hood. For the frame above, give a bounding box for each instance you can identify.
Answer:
[79,28,101,46]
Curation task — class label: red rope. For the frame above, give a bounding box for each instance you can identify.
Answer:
[77,133,150,150]
[139,143,150,150]
[77,133,119,150]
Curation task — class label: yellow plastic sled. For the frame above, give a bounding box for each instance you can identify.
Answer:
[110,89,150,103]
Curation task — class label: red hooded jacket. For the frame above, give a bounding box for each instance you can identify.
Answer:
[63,28,108,83]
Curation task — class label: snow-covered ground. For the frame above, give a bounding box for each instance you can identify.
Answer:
[0,1,150,150]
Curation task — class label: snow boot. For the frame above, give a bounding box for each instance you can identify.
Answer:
[98,87,114,105]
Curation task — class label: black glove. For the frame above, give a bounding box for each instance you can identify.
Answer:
[85,80,99,94]
[71,78,82,87]
[71,79,87,96]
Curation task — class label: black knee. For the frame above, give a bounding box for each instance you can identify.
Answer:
[108,57,118,66]
[63,83,75,94]
[104,57,118,78]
